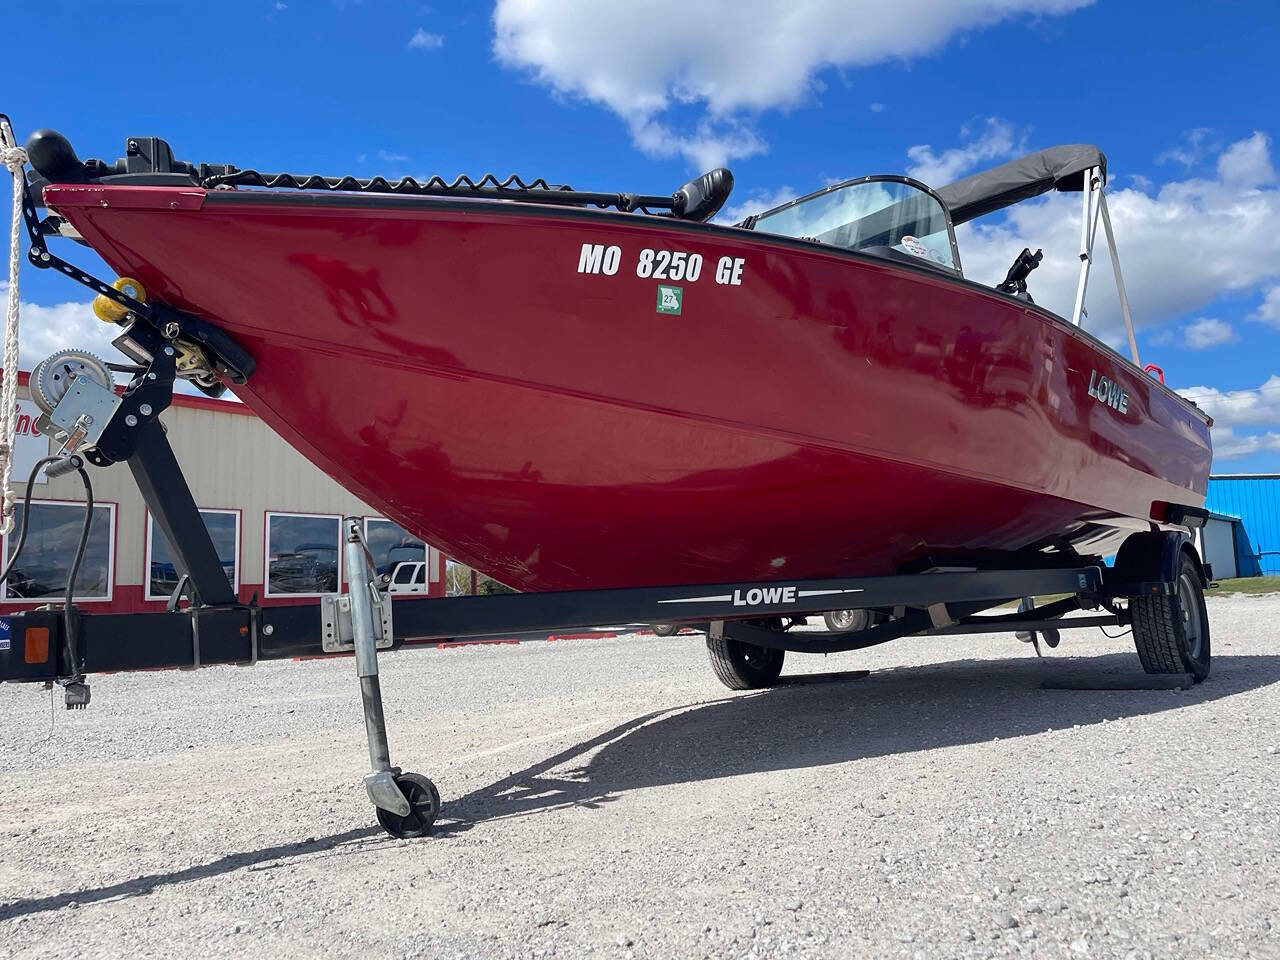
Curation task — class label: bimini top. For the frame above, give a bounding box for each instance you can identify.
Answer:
[936,145,1107,225]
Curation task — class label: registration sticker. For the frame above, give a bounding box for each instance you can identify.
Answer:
[0,619,10,652]
[656,285,683,315]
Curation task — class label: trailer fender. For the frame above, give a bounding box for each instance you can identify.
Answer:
[1110,530,1207,592]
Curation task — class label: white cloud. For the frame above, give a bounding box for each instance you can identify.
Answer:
[409,29,445,50]
[715,186,798,225]
[905,118,1019,186]
[1156,128,1217,168]
[869,102,886,113]
[1181,317,1237,350]
[1178,375,1280,429]
[1252,286,1280,327]
[1209,427,1280,460]
[492,0,1091,168]
[1217,131,1275,187]
[631,116,766,172]
[13,300,118,372]
[1177,375,1280,460]
[955,132,1280,349]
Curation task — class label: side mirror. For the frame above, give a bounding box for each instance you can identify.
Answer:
[672,168,734,222]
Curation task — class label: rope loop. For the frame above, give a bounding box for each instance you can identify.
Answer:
[1,133,29,534]
[1,145,27,172]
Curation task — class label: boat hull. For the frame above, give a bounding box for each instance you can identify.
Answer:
[48,185,1212,592]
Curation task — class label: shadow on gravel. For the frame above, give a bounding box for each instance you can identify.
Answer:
[438,652,1280,833]
[0,828,381,920]
[6,653,1275,916]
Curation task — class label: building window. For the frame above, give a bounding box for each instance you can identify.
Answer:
[265,512,341,597]
[146,509,241,602]
[1,499,116,602]
[363,518,428,579]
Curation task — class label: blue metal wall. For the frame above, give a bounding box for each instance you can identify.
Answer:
[1205,475,1280,577]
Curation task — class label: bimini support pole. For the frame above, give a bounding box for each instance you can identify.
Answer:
[1098,190,1141,366]
[1070,166,1102,327]
[343,517,441,838]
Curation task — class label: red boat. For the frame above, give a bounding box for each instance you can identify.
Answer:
[22,133,1210,594]
[1,123,1218,836]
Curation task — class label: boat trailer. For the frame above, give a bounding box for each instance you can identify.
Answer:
[0,115,1213,839]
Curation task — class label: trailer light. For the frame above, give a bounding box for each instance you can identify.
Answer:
[24,627,50,665]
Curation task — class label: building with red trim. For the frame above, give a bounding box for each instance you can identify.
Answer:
[1,370,446,614]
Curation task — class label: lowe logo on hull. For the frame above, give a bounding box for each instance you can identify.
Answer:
[733,586,797,606]
[1087,370,1129,414]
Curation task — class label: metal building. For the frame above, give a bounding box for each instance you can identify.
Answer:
[1203,474,1280,578]
[1,370,445,615]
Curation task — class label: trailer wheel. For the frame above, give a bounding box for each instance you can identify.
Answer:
[375,772,441,839]
[1131,551,1210,682]
[823,608,871,632]
[707,629,785,690]
[650,623,679,637]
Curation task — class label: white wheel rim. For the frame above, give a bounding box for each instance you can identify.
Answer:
[829,610,857,630]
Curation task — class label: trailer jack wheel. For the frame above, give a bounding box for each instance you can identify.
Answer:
[375,772,441,839]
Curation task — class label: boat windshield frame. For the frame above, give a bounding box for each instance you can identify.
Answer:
[745,175,963,278]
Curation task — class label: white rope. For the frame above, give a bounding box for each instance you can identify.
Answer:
[1,131,28,536]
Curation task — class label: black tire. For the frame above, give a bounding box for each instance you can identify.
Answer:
[375,772,441,839]
[823,608,871,632]
[1131,551,1210,682]
[650,623,679,637]
[706,633,785,690]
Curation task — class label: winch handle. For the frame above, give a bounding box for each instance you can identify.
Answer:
[44,455,85,479]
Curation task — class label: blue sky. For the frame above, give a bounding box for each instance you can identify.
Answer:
[4,0,1280,470]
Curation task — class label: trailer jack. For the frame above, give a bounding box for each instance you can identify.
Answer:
[340,517,440,837]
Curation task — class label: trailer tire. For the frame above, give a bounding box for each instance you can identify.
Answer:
[707,631,785,690]
[1131,551,1210,682]
[650,623,679,637]
[823,608,871,632]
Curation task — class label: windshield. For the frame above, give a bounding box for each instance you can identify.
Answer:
[753,178,958,272]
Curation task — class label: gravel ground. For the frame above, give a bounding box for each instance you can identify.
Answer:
[1,594,1278,960]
